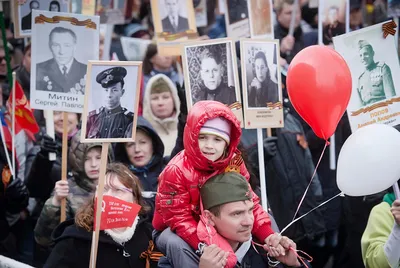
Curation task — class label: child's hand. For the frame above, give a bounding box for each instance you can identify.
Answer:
[199,244,229,268]
[391,200,400,225]
[263,233,285,256]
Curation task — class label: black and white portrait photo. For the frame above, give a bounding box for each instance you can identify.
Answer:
[36,27,87,94]
[224,0,250,38]
[81,62,142,142]
[97,0,126,25]
[240,39,283,129]
[333,21,400,132]
[30,10,99,113]
[318,0,349,46]
[13,0,69,38]
[160,0,189,34]
[183,40,239,106]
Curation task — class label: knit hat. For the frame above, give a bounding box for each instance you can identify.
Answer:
[151,77,172,94]
[200,172,252,210]
[199,117,231,144]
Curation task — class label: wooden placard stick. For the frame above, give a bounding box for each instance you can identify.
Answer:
[89,143,109,268]
[266,128,272,137]
[60,112,69,223]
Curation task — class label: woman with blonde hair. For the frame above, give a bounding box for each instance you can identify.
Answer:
[44,163,161,268]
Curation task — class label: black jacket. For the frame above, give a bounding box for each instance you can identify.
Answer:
[248,110,326,242]
[0,144,29,257]
[25,130,67,200]
[44,218,158,268]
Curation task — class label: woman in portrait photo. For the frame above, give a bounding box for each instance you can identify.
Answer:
[49,1,61,12]
[248,51,278,108]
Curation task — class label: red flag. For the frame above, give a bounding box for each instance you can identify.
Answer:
[6,81,39,141]
[94,195,141,230]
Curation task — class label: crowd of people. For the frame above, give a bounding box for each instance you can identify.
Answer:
[0,0,399,268]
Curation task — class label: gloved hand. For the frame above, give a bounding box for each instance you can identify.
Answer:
[263,137,278,160]
[40,134,59,156]
[5,177,29,214]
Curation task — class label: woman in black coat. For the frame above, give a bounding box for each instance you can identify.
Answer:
[44,163,161,268]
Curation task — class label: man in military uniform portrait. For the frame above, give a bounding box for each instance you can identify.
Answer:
[86,67,134,139]
[36,26,87,94]
[357,40,396,106]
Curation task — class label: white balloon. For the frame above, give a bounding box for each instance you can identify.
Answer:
[337,124,400,196]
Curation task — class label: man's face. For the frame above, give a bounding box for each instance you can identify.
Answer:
[30,1,39,10]
[165,0,179,17]
[200,58,222,90]
[277,3,301,29]
[50,32,76,65]
[255,58,267,82]
[210,200,254,245]
[328,8,339,24]
[359,46,374,68]
[0,48,6,76]
[103,82,124,109]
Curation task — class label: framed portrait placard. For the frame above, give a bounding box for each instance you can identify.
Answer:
[96,0,126,25]
[12,0,70,38]
[30,10,100,113]
[181,38,244,125]
[248,0,274,39]
[318,0,349,46]
[333,21,400,132]
[151,0,198,56]
[80,61,142,143]
[224,0,250,39]
[240,39,283,129]
[194,0,207,28]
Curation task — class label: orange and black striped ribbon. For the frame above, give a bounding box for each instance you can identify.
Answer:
[383,20,397,38]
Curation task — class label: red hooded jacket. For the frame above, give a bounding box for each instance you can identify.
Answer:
[152,101,274,249]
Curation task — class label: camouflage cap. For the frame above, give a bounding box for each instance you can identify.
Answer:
[200,172,252,210]
[358,40,373,51]
[96,67,127,88]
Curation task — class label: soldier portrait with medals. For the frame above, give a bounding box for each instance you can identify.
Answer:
[357,39,396,107]
[81,61,142,143]
[86,67,133,139]
[333,21,400,132]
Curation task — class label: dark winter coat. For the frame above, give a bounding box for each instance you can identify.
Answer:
[248,110,326,242]
[25,130,67,200]
[0,144,29,257]
[44,218,158,268]
[114,117,166,218]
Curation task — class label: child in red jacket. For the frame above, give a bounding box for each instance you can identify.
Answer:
[153,101,296,267]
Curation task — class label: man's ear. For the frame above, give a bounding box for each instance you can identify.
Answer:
[121,89,125,95]
[203,210,216,227]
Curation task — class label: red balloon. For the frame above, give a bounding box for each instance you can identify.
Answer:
[287,45,352,140]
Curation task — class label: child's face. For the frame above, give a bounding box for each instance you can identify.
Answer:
[198,134,227,161]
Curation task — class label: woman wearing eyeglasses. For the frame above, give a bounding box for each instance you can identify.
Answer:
[44,163,161,268]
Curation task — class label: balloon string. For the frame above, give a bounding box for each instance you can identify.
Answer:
[291,140,329,221]
[280,192,343,235]
[251,241,313,267]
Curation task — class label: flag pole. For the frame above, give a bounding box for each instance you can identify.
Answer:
[11,72,15,177]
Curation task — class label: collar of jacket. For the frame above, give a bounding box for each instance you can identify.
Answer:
[183,100,242,172]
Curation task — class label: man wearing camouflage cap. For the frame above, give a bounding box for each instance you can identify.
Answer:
[86,66,134,139]
[197,172,302,268]
[357,39,396,107]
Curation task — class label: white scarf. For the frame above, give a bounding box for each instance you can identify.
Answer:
[235,236,252,264]
[104,216,139,245]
